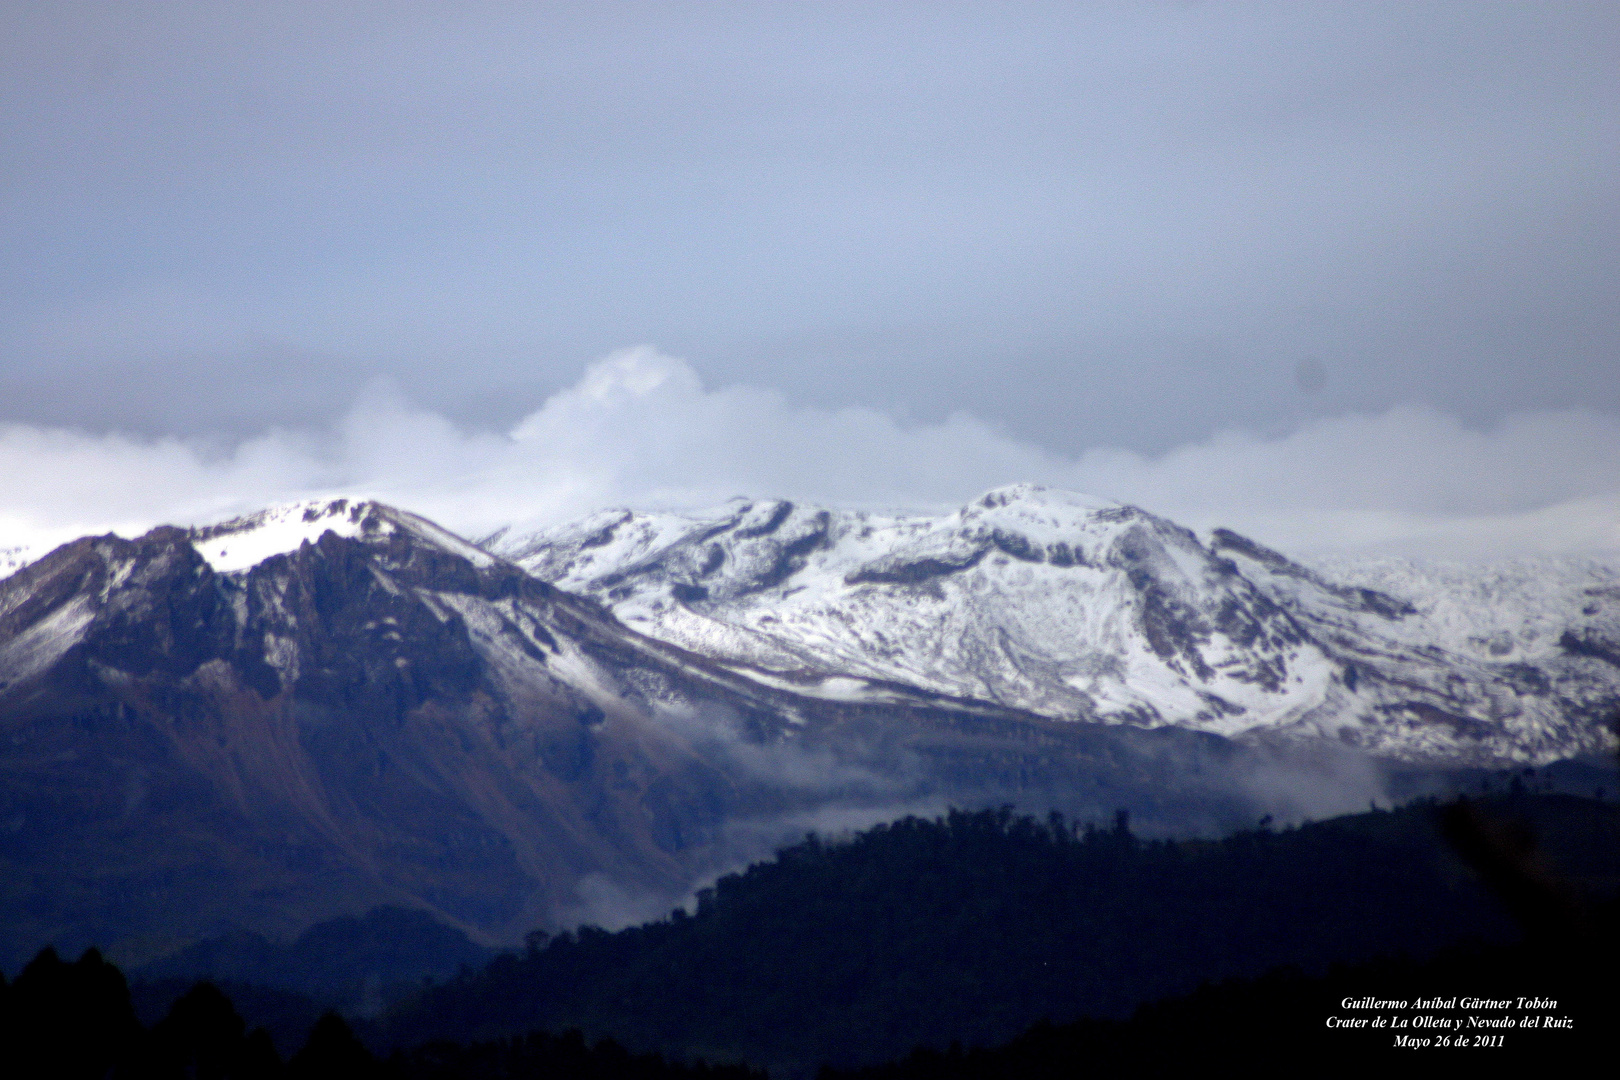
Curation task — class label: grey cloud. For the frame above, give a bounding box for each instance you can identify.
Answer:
[0,348,1615,562]
[0,2,1614,455]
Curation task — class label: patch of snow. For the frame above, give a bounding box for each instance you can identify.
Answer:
[191,500,375,572]
[391,509,497,569]
[1300,553,1620,663]
[188,499,497,573]
[0,594,96,685]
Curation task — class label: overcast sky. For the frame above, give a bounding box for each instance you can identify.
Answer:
[2,3,1616,557]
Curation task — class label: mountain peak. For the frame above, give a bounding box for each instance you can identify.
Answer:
[966,483,1115,515]
[188,498,495,573]
[953,484,1190,556]
[187,498,372,571]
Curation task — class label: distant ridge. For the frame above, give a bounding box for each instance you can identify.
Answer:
[489,483,1620,764]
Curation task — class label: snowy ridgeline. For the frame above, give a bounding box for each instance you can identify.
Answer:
[1301,552,1620,664]
[4,484,1618,764]
[485,484,1620,763]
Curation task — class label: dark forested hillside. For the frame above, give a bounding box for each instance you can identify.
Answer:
[5,793,1615,1077]
[0,947,761,1079]
[377,794,1620,1072]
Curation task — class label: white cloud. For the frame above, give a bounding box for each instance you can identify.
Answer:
[1,347,1616,564]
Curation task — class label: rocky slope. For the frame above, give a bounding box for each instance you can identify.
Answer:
[487,484,1620,765]
[0,500,756,963]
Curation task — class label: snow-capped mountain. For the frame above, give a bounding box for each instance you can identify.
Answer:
[486,484,1620,765]
[7,496,1370,965]
[0,498,807,963]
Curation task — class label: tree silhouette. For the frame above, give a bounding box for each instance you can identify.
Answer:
[288,1011,378,1079]
[150,980,281,1079]
[4,946,142,1078]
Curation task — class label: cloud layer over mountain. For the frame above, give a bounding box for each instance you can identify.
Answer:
[3,348,1617,561]
[3,5,1616,457]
